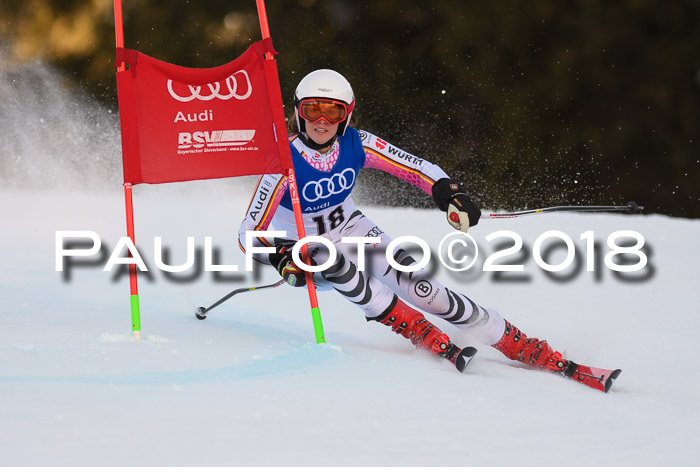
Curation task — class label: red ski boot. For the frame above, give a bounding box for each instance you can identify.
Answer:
[492,320,557,369]
[369,296,477,372]
[492,320,621,392]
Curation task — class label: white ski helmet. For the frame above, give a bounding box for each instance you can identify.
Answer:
[294,69,355,136]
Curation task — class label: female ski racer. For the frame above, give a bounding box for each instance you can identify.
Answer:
[238,69,619,391]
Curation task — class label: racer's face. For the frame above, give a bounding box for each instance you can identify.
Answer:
[305,119,339,151]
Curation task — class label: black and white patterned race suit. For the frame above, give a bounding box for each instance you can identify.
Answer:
[238,128,505,345]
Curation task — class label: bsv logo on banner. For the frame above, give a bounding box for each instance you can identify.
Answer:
[302,168,356,202]
[178,130,256,149]
[167,71,252,102]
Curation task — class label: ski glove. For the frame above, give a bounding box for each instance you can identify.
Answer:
[431,178,481,233]
[268,243,307,288]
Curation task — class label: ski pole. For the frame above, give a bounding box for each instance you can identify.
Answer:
[481,200,643,219]
[195,279,286,320]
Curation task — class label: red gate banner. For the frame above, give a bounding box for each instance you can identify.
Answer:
[115,37,291,185]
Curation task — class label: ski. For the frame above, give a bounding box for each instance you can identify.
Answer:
[548,355,621,393]
[560,362,622,393]
[444,344,478,373]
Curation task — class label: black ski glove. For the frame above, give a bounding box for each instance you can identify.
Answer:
[431,178,481,233]
[268,243,307,287]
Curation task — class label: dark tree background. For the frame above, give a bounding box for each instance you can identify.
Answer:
[1,0,698,217]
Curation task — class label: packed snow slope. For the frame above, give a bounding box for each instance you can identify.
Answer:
[1,183,699,467]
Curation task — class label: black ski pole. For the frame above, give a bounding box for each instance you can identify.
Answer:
[481,200,643,219]
[195,279,286,320]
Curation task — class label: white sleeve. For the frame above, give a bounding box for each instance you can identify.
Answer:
[237,173,287,258]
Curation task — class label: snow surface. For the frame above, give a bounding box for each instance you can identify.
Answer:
[2,183,699,467]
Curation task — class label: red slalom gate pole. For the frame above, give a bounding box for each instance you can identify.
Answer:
[114,0,125,72]
[256,0,325,344]
[114,0,142,339]
[123,183,142,340]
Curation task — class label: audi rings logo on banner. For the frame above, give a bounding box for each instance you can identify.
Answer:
[167,70,252,102]
[302,168,356,202]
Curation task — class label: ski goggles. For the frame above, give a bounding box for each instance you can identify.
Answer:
[298,98,348,124]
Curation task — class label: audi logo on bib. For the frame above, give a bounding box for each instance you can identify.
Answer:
[167,70,252,102]
[302,168,356,202]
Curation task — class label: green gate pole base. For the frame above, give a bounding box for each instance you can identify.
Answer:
[130,294,142,341]
[311,307,325,344]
